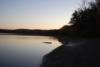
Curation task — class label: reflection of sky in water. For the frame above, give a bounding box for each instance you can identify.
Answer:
[0,35,61,67]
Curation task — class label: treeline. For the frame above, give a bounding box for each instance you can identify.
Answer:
[0,1,100,37]
[58,0,100,37]
[0,29,59,36]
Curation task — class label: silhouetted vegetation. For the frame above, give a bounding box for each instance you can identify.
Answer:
[41,1,100,67]
[0,1,100,37]
[59,0,100,37]
[0,29,59,36]
[1,1,100,67]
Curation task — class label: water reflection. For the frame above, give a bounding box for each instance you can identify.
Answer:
[41,36,100,67]
[0,35,61,67]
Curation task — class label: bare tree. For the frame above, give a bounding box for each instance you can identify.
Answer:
[81,0,88,10]
[96,0,100,3]
[96,0,100,7]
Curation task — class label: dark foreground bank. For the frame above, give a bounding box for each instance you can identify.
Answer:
[41,37,100,67]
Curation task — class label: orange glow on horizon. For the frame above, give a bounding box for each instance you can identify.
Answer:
[0,22,68,30]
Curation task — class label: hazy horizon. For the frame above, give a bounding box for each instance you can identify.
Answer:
[0,0,92,29]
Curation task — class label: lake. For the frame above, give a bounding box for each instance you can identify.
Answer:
[0,35,61,67]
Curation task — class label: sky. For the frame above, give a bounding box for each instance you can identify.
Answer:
[0,0,91,29]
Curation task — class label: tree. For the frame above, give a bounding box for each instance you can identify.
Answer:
[70,1,99,34]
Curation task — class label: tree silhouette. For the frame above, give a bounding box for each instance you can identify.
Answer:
[69,1,100,36]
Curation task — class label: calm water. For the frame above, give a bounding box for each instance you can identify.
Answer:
[0,35,61,67]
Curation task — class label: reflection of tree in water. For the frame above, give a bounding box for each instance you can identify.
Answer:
[41,36,100,67]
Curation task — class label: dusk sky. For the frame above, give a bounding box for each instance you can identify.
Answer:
[0,0,92,29]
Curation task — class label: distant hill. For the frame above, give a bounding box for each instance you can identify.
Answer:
[0,29,59,36]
